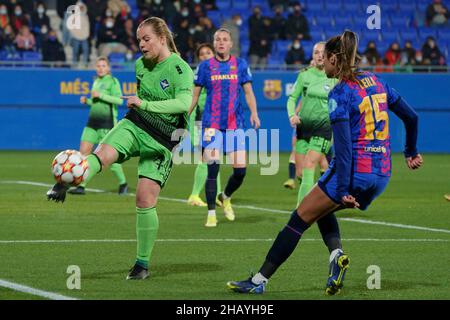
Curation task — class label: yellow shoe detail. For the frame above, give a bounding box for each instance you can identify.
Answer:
[205,215,217,227]
[188,195,207,207]
[283,179,295,190]
[222,197,235,221]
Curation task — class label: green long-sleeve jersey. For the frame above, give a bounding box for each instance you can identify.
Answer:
[124,53,194,150]
[287,67,338,140]
[86,74,123,129]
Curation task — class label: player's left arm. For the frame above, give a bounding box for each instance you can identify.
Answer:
[240,60,260,129]
[124,64,194,114]
[242,82,260,129]
[328,91,357,208]
[385,83,423,170]
[94,78,124,106]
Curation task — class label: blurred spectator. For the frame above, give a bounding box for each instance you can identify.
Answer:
[203,0,217,11]
[150,0,168,19]
[249,18,272,69]
[14,25,35,51]
[57,0,77,19]
[136,7,151,25]
[31,2,50,34]
[0,4,9,29]
[285,38,305,66]
[200,17,216,43]
[97,16,127,58]
[271,5,286,40]
[384,42,402,71]
[361,41,382,66]
[191,23,207,49]
[10,4,29,33]
[20,0,34,16]
[426,0,449,26]
[42,29,66,62]
[249,6,265,42]
[173,6,195,29]
[173,18,193,62]
[191,3,206,24]
[122,18,138,53]
[402,41,418,66]
[137,0,152,10]
[222,14,242,56]
[285,2,310,40]
[85,0,108,40]
[0,24,17,55]
[107,0,130,18]
[174,19,195,61]
[35,23,49,51]
[421,36,446,68]
[269,0,290,11]
[69,2,90,65]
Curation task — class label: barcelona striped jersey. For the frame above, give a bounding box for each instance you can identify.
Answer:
[194,56,253,130]
[328,71,401,177]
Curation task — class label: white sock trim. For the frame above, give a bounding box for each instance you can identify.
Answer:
[208,210,216,217]
[251,272,268,285]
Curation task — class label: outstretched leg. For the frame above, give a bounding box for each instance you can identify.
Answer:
[227,185,340,294]
[47,144,118,202]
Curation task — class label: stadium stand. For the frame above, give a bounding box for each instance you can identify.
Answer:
[0,0,448,71]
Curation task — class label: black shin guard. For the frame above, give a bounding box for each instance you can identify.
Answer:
[317,212,342,253]
[205,162,220,210]
[224,167,246,197]
[259,210,310,279]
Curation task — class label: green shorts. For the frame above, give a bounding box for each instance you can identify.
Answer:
[296,136,331,155]
[100,119,173,188]
[81,127,111,145]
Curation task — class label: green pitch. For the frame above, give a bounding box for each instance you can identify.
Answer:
[0,151,449,300]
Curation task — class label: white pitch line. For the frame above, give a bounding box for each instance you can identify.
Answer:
[1,180,450,235]
[339,218,450,234]
[0,238,448,244]
[0,279,78,300]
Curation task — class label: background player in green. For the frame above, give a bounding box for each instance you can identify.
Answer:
[287,42,338,206]
[47,17,194,280]
[68,56,128,195]
[187,43,222,207]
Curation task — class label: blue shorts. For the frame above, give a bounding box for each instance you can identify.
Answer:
[318,169,390,211]
[202,128,246,154]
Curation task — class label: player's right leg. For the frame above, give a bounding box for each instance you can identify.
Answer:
[47,145,118,202]
[47,119,137,202]
[203,148,221,227]
[68,129,96,195]
[228,185,340,294]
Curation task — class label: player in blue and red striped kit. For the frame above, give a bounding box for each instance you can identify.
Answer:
[228,30,423,295]
[189,28,260,227]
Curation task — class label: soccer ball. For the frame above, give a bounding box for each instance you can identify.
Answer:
[51,150,89,186]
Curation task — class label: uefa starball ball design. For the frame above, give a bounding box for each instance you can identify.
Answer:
[51,150,89,186]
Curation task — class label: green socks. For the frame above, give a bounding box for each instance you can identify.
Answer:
[80,156,126,188]
[191,162,207,196]
[136,207,159,268]
[110,163,127,185]
[80,154,102,187]
[297,168,315,206]
[190,162,221,196]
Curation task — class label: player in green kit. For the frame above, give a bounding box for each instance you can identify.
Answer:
[47,17,194,280]
[68,56,128,195]
[287,42,338,206]
[187,43,222,207]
